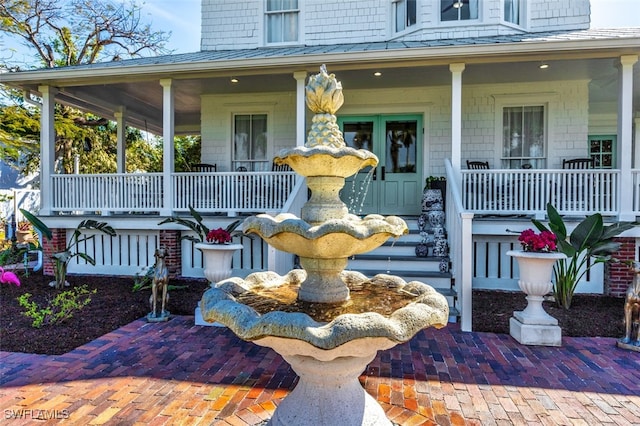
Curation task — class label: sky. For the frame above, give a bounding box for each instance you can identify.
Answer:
[144,0,640,55]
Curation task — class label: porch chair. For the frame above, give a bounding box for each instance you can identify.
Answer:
[562,158,594,169]
[271,162,293,207]
[559,158,595,211]
[192,163,217,172]
[465,161,492,209]
[466,160,490,169]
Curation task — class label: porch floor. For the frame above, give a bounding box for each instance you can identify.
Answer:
[1,316,639,425]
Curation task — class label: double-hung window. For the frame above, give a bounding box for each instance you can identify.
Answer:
[501,106,545,169]
[504,0,522,25]
[440,0,479,22]
[233,114,268,171]
[394,0,417,32]
[266,0,299,44]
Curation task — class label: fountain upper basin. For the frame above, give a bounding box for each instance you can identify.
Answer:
[275,146,377,178]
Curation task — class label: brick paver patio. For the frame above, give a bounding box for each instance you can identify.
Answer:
[1,316,639,425]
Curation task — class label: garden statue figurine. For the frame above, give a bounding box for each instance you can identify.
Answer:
[618,262,640,350]
[147,248,170,322]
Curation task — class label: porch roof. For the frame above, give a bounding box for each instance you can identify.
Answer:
[1,28,639,135]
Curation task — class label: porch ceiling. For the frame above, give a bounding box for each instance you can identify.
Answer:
[11,56,640,135]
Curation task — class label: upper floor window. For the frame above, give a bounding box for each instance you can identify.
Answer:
[504,0,521,25]
[501,105,545,169]
[266,0,299,44]
[394,0,417,32]
[440,0,478,22]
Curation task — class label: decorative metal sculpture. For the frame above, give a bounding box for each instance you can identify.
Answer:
[147,248,170,322]
[618,262,640,351]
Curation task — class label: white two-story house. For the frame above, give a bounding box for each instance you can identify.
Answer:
[1,0,639,331]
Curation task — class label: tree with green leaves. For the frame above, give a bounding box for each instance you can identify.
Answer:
[0,0,172,180]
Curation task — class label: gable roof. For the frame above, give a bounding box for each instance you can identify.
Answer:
[2,28,639,80]
[1,28,638,135]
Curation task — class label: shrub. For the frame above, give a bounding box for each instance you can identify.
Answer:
[17,285,96,328]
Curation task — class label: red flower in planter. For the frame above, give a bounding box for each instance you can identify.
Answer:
[206,228,232,244]
[518,228,557,253]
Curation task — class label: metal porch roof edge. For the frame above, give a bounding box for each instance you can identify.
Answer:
[1,28,639,85]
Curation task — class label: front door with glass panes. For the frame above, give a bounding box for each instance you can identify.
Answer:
[338,115,422,215]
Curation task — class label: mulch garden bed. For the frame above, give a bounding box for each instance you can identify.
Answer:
[0,271,626,355]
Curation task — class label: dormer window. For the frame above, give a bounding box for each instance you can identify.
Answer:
[441,0,479,22]
[394,0,417,33]
[504,0,522,25]
[266,0,299,44]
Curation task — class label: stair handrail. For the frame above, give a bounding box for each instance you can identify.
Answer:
[445,158,474,332]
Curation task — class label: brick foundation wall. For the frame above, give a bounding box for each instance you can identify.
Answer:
[41,228,67,276]
[159,229,182,278]
[605,237,635,297]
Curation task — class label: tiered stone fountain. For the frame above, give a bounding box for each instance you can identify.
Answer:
[200,66,449,425]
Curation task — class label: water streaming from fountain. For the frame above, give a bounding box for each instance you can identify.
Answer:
[200,65,448,426]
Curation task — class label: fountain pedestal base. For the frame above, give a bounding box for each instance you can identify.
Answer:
[254,335,396,426]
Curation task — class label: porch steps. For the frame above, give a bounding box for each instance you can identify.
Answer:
[347,218,459,320]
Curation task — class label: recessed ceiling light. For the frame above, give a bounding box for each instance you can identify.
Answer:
[539,62,549,69]
[230,77,239,83]
[373,71,382,77]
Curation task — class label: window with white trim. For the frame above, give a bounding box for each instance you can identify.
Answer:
[589,135,616,169]
[233,114,268,171]
[266,0,299,44]
[440,0,479,22]
[504,0,521,25]
[394,0,417,32]
[501,105,545,169]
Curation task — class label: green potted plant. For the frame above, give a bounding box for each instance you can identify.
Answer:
[20,209,116,289]
[531,203,636,309]
[159,206,242,283]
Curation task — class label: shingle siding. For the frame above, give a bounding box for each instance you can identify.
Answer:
[201,0,591,51]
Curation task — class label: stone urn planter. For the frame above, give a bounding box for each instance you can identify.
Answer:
[506,250,566,346]
[195,243,243,284]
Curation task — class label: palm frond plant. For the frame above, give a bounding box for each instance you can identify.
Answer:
[158,206,241,243]
[532,203,636,309]
[20,209,116,289]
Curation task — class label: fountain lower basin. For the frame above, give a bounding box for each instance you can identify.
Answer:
[200,270,448,426]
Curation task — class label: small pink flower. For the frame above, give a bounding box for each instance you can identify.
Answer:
[0,267,20,286]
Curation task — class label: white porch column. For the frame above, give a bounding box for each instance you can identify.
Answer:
[450,63,465,184]
[635,115,640,167]
[115,107,127,173]
[160,79,175,216]
[294,71,307,147]
[38,85,57,215]
[617,55,638,221]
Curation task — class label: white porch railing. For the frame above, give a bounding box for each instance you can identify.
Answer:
[50,171,297,215]
[52,173,164,213]
[462,169,620,216]
[172,171,297,213]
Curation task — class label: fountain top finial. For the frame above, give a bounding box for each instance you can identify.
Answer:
[305,64,344,116]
